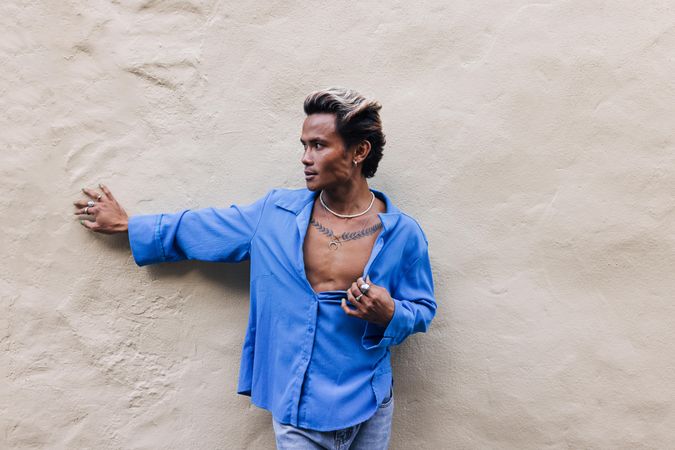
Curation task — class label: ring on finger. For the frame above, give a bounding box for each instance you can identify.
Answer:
[87,200,95,207]
[360,283,370,294]
[97,194,102,201]
[84,206,89,214]
[355,294,363,302]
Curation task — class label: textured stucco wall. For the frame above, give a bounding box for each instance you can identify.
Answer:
[2,1,675,449]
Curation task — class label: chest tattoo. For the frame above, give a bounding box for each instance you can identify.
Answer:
[309,217,383,251]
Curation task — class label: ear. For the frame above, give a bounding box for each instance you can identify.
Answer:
[353,140,371,165]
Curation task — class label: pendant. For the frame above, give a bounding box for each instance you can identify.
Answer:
[328,236,341,251]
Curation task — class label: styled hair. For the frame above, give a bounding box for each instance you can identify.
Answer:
[303,87,386,178]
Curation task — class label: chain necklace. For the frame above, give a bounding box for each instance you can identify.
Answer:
[319,190,375,219]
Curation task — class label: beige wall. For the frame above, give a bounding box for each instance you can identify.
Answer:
[3,1,674,448]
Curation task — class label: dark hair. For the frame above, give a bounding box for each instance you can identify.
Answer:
[303,87,386,178]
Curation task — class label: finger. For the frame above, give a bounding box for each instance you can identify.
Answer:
[74,205,99,215]
[354,282,375,311]
[81,187,102,200]
[350,282,364,302]
[356,277,371,297]
[99,183,115,201]
[346,288,365,313]
[341,298,358,317]
[79,219,98,231]
[73,199,90,208]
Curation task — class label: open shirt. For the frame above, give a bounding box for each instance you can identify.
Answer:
[128,188,436,431]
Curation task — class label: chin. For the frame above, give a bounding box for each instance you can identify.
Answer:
[305,176,323,191]
[305,182,320,192]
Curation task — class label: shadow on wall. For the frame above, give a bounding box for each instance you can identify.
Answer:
[147,260,251,298]
[96,231,251,299]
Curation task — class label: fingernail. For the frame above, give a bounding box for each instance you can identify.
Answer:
[98,183,103,188]
[79,220,84,224]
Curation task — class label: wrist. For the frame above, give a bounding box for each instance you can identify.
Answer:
[116,217,129,233]
[382,299,395,327]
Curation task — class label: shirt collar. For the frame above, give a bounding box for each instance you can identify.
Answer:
[274,187,402,231]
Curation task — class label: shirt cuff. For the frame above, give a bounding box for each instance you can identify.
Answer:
[361,298,404,350]
[128,214,164,266]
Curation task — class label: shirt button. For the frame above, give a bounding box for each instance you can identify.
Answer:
[308,327,314,333]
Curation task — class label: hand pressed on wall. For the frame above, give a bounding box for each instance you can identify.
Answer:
[73,184,129,234]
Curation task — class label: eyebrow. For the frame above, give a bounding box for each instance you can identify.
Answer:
[299,138,327,144]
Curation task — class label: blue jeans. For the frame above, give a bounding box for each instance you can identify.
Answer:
[272,383,394,450]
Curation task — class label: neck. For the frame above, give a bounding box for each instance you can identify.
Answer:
[320,178,372,216]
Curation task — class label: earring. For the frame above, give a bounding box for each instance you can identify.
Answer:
[353,160,358,166]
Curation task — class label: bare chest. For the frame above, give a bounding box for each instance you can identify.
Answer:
[303,217,382,292]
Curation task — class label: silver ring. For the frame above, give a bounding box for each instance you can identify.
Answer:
[360,283,370,294]
[355,294,363,302]
[84,206,89,214]
[97,194,102,201]
[87,200,95,207]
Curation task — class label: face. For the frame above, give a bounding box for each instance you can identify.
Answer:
[300,113,355,191]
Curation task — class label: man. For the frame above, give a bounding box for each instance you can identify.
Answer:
[73,87,436,449]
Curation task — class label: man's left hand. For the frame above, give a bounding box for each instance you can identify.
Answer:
[341,275,395,327]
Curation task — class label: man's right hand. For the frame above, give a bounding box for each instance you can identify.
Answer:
[74,184,129,234]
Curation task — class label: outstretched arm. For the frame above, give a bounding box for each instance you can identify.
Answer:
[74,184,272,266]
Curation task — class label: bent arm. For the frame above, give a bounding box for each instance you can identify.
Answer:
[362,248,437,350]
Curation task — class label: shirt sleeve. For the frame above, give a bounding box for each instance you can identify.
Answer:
[362,245,436,350]
[127,190,272,266]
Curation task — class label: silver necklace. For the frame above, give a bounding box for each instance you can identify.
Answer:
[319,190,375,219]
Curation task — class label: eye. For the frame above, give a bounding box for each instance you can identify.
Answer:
[315,143,323,149]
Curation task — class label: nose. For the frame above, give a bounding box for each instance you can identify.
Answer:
[301,148,312,167]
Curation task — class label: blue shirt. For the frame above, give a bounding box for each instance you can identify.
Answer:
[128,188,436,431]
